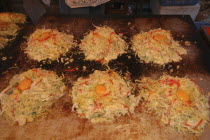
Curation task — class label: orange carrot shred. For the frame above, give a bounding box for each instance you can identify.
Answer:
[65,68,77,72]
[79,81,88,85]
[195,119,203,128]
[35,79,43,86]
[121,103,129,108]
[184,123,191,127]
[96,59,103,62]
[166,119,171,127]
[167,98,177,116]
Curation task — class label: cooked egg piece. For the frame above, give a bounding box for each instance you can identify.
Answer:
[95,85,106,94]
[16,78,33,91]
[176,90,189,102]
[154,33,167,41]
[36,31,52,41]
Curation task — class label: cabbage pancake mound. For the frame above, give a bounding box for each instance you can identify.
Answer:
[132,28,187,65]
[138,75,210,136]
[0,68,66,125]
[26,29,74,61]
[0,37,9,49]
[0,22,20,36]
[0,12,26,24]
[79,26,128,62]
[72,70,139,123]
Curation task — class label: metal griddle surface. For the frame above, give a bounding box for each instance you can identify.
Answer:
[0,16,210,140]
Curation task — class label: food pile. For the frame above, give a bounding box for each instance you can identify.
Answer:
[26,29,75,61]
[80,26,128,62]
[0,12,26,49]
[0,12,26,24]
[0,15,209,138]
[72,70,139,123]
[0,68,66,125]
[137,75,210,135]
[132,28,187,65]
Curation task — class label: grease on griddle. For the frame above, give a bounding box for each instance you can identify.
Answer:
[109,53,142,80]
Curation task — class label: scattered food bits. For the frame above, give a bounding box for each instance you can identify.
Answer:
[61,58,64,63]
[130,26,134,30]
[2,71,8,74]
[170,69,173,73]
[48,61,52,64]
[168,65,172,68]
[185,41,191,46]
[122,36,127,39]
[64,61,69,66]
[125,72,130,79]
[70,59,74,62]
[128,22,131,26]
[177,65,180,69]
[2,57,7,61]
[83,66,86,71]
[62,73,65,78]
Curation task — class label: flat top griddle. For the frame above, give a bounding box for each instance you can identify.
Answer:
[0,15,210,140]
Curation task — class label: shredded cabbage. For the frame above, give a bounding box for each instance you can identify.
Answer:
[72,70,140,123]
[0,13,26,49]
[131,28,187,65]
[26,29,75,61]
[79,26,128,62]
[0,12,26,24]
[0,37,9,49]
[0,68,66,125]
[138,75,210,136]
[0,22,20,36]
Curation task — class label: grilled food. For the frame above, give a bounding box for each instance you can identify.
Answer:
[0,12,26,24]
[79,26,128,62]
[131,28,187,65]
[0,68,66,125]
[72,70,140,123]
[0,37,9,49]
[26,29,75,61]
[137,75,210,135]
[0,21,20,36]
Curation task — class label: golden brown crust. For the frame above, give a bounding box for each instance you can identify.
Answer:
[0,36,9,49]
[0,21,20,36]
[0,12,26,24]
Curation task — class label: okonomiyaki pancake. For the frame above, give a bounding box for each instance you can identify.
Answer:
[0,68,66,125]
